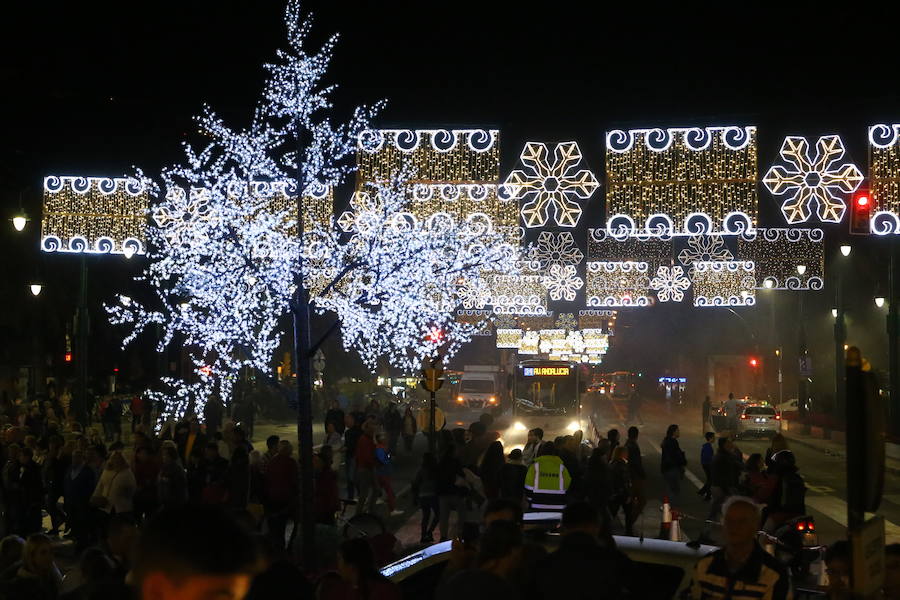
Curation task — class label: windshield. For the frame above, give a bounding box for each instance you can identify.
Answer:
[461,379,494,393]
[516,364,577,410]
[744,406,776,415]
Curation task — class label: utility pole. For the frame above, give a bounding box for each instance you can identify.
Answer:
[74,255,89,426]
[835,247,850,418]
[890,239,900,437]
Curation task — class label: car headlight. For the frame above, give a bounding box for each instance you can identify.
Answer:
[488,396,496,404]
[567,421,580,432]
[456,396,464,403]
[513,421,527,431]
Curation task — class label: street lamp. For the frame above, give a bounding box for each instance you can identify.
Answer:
[840,244,852,257]
[763,278,775,289]
[12,214,27,232]
[29,284,42,297]
[796,265,807,276]
[832,308,838,319]
[876,296,887,308]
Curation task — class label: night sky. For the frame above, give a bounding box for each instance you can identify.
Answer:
[2,1,899,398]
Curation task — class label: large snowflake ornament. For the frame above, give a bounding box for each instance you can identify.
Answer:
[542,264,584,301]
[503,141,599,228]
[529,231,584,270]
[456,277,491,310]
[763,135,863,224]
[650,265,691,302]
[678,235,733,268]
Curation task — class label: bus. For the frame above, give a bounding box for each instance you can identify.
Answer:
[608,371,636,399]
[504,359,584,448]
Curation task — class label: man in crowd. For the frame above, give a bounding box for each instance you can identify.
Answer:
[690,497,791,600]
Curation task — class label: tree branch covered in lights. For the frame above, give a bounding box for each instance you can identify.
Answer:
[303,172,519,373]
[106,0,381,424]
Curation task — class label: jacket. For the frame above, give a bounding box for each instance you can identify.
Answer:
[92,468,137,514]
[689,542,792,600]
[710,450,741,492]
[534,532,632,600]
[355,434,377,470]
[660,437,687,473]
[524,455,571,511]
[624,438,645,480]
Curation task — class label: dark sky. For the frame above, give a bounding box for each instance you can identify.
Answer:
[2,1,899,392]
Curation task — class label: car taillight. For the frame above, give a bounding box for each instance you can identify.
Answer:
[774,413,781,420]
[796,522,805,531]
[740,414,748,419]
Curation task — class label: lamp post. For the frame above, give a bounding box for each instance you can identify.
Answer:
[889,239,900,437]
[835,245,851,418]
[796,265,809,417]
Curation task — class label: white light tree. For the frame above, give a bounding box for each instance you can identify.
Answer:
[107,0,520,424]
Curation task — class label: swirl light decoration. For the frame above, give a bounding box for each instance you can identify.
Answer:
[738,228,824,290]
[588,228,673,274]
[578,310,617,334]
[605,126,758,236]
[487,274,548,315]
[763,135,863,224]
[868,124,900,235]
[692,261,757,307]
[502,141,600,228]
[586,261,652,307]
[41,176,148,256]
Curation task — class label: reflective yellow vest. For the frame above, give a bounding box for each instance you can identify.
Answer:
[524,455,571,511]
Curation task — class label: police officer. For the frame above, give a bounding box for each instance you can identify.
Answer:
[524,441,571,512]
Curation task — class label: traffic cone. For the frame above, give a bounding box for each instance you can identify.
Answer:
[659,496,672,539]
[669,511,681,542]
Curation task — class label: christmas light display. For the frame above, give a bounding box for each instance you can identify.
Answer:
[502,141,599,228]
[455,310,493,336]
[496,328,523,349]
[692,261,756,307]
[586,261,651,307]
[41,175,148,256]
[738,228,824,290]
[555,312,577,331]
[650,265,691,302]
[868,124,900,234]
[605,126,757,235]
[542,264,583,301]
[488,274,548,315]
[578,310,617,334]
[588,228,673,273]
[520,330,540,354]
[529,231,584,271]
[677,235,734,270]
[763,135,863,224]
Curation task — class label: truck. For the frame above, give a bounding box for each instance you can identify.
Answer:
[454,365,500,412]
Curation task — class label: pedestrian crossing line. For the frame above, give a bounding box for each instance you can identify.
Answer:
[805,495,900,544]
[646,441,705,490]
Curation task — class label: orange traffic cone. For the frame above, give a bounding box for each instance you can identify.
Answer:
[659,496,672,539]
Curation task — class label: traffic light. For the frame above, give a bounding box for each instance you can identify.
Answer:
[64,352,72,363]
[849,188,871,235]
[749,357,760,368]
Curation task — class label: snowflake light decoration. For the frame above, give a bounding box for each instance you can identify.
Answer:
[503,141,599,228]
[763,135,863,224]
[456,277,491,310]
[542,264,584,301]
[555,312,577,331]
[678,235,733,268]
[529,231,584,271]
[650,265,690,302]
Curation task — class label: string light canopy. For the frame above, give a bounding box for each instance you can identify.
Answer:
[588,228,673,273]
[868,124,900,234]
[605,126,758,236]
[763,135,863,224]
[738,228,824,290]
[692,261,757,307]
[41,176,148,257]
[502,141,599,228]
[487,274,548,315]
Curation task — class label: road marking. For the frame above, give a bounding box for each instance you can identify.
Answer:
[646,442,705,490]
[806,484,835,494]
[805,495,900,544]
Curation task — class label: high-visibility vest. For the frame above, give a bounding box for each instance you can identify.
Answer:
[524,455,571,511]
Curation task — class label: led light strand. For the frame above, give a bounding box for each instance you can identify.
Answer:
[692,261,756,307]
[738,228,824,290]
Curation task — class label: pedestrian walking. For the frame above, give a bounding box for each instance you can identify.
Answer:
[436,444,466,541]
[725,393,739,432]
[479,441,505,501]
[660,424,687,506]
[627,389,643,425]
[343,413,363,500]
[708,436,742,523]
[401,406,417,453]
[354,421,379,515]
[383,403,402,456]
[689,497,791,600]
[624,426,646,529]
[412,453,440,543]
[608,447,634,536]
[524,442,571,512]
[584,441,612,525]
[697,431,715,501]
[606,429,620,457]
[323,421,343,455]
[497,448,527,502]
[324,398,345,436]
[521,428,544,467]
[374,432,397,515]
[765,433,789,469]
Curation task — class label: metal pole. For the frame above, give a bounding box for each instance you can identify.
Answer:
[292,101,315,567]
[429,389,436,455]
[890,238,900,437]
[835,260,846,418]
[75,255,88,426]
[798,292,809,418]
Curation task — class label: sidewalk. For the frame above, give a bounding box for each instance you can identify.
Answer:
[780,420,900,476]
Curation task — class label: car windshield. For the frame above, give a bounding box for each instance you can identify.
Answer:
[461,379,493,393]
[744,406,776,416]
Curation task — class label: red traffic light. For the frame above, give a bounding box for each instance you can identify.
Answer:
[856,194,870,208]
[850,188,871,235]
[749,357,759,368]
[64,352,72,363]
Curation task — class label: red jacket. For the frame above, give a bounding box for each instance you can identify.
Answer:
[264,454,299,507]
[355,434,376,470]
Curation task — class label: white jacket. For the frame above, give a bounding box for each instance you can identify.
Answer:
[92,467,137,514]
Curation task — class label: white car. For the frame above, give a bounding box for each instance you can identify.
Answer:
[736,405,782,439]
[776,399,800,413]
